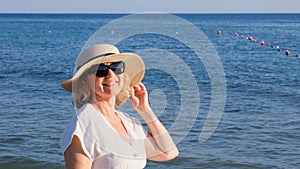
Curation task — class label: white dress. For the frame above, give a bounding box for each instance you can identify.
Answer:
[60,104,148,169]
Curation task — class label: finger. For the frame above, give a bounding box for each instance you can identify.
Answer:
[129,86,135,97]
[129,89,138,103]
[133,84,142,91]
[138,83,147,92]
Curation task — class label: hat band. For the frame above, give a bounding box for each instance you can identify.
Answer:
[76,53,116,71]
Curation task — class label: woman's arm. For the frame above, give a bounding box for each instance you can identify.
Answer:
[64,136,92,169]
[143,117,179,161]
[130,83,179,161]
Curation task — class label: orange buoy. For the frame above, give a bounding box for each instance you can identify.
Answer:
[285,50,291,56]
[217,30,222,35]
[260,40,265,46]
[248,36,253,41]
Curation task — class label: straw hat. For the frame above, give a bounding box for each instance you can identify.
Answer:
[61,44,145,92]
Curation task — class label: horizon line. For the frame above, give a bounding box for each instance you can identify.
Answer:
[0,12,299,14]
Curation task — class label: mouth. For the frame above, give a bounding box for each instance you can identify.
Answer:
[103,82,117,86]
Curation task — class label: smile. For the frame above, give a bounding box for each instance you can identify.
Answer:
[103,82,117,86]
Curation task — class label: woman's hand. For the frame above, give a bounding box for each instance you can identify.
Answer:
[129,83,151,113]
[130,83,157,123]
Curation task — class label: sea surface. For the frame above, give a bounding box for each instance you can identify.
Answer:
[0,14,299,169]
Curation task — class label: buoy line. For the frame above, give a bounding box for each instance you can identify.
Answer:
[217,30,300,60]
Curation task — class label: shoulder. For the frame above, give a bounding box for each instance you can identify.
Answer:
[60,111,100,160]
[60,114,80,152]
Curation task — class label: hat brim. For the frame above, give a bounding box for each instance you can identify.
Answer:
[61,53,145,92]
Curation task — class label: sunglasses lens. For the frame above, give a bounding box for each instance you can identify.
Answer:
[96,64,108,77]
[110,62,125,75]
[96,70,108,77]
[93,62,125,77]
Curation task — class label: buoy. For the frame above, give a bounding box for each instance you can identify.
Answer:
[285,50,291,56]
[230,30,299,61]
[276,46,282,52]
[218,30,222,35]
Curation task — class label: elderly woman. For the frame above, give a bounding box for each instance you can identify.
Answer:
[60,44,179,169]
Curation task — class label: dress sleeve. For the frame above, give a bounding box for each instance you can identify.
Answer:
[59,114,101,161]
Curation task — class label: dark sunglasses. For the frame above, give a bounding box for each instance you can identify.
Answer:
[90,61,125,77]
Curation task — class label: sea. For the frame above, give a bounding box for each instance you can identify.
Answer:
[0,13,299,169]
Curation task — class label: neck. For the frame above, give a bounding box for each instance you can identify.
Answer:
[92,97,117,118]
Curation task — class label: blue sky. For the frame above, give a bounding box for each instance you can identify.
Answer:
[1,0,299,13]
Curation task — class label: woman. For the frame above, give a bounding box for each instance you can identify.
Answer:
[60,44,179,169]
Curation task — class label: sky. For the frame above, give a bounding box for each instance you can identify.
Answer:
[0,0,299,13]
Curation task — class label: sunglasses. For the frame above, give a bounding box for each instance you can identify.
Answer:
[90,61,125,77]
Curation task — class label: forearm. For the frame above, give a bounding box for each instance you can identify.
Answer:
[130,83,179,160]
[147,120,177,153]
[140,109,178,153]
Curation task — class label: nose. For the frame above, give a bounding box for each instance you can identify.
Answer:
[105,69,114,79]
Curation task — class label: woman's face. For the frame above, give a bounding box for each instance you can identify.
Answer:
[88,62,125,101]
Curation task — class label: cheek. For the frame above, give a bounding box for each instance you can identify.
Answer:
[92,77,104,92]
[118,75,125,88]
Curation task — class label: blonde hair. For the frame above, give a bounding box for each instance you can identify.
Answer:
[116,74,130,107]
[72,70,131,109]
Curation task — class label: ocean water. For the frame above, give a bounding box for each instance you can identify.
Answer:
[0,14,299,169]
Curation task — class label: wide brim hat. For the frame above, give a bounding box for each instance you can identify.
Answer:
[61,44,145,92]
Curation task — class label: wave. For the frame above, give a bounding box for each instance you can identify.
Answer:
[0,156,63,169]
